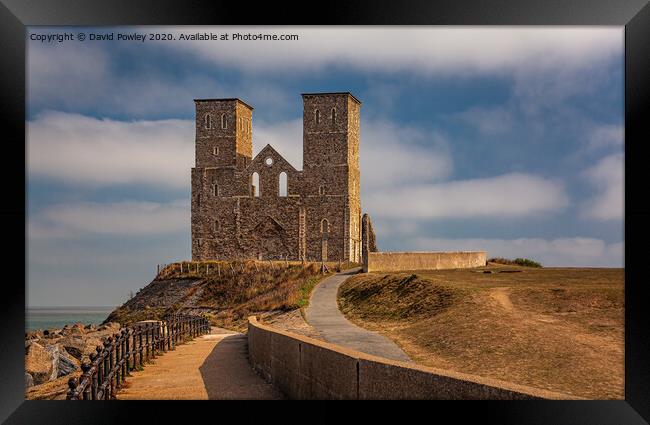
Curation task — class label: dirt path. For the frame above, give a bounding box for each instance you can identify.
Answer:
[305,268,411,362]
[117,327,284,400]
[489,287,515,312]
[489,287,557,324]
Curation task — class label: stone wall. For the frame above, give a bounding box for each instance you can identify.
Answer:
[247,317,580,400]
[365,251,487,272]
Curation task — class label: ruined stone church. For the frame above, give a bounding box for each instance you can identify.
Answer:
[191,92,363,262]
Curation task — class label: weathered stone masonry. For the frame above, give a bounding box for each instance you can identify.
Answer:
[191,92,363,262]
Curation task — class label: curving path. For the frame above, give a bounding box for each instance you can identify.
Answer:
[117,327,284,400]
[305,268,412,362]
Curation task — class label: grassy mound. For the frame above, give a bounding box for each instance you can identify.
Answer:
[106,260,357,331]
[338,273,461,321]
[338,265,623,399]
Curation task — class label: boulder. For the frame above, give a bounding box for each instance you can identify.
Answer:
[48,345,79,377]
[25,342,55,385]
[60,323,86,336]
[98,322,120,332]
[84,323,97,331]
[25,372,34,388]
[25,330,44,340]
[59,335,103,362]
[71,323,86,333]
[43,328,61,338]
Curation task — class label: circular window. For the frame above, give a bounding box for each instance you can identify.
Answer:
[265,157,274,166]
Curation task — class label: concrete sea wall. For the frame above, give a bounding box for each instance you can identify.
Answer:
[364,251,486,273]
[247,316,579,400]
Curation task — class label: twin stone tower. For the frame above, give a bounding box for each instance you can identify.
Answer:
[191,92,363,263]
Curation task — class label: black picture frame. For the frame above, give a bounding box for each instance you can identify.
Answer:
[1,1,648,423]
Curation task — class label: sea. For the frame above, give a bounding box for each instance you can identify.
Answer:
[26,306,116,331]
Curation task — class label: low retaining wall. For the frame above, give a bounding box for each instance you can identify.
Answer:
[365,251,486,272]
[247,316,579,400]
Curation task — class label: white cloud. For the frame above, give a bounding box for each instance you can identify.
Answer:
[27,111,194,188]
[27,42,225,116]
[411,236,623,267]
[366,172,568,219]
[587,124,624,150]
[27,28,622,118]
[361,121,452,191]
[253,119,303,169]
[162,27,621,76]
[581,153,624,220]
[30,200,189,238]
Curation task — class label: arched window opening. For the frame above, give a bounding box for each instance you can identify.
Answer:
[320,218,329,235]
[279,172,288,197]
[204,114,212,129]
[314,109,320,124]
[213,184,219,196]
[213,146,219,156]
[214,219,220,232]
[319,185,326,195]
[251,172,260,197]
[331,108,336,124]
[221,113,227,129]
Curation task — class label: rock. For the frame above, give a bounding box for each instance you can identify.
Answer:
[25,374,79,400]
[49,346,79,377]
[43,328,61,338]
[84,323,97,331]
[71,323,86,334]
[25,330,44,340]
[59,335,103,362]
[98,322,120,332]
[25,342,55,385]
[25,372,34,388]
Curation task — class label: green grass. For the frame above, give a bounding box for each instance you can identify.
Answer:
[296,274,330,308]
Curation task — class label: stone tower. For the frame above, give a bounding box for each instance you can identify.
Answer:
[301,92,362,263]
[190,92,362,263]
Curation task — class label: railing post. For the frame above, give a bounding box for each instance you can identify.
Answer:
[128,328,134,371]
[67,377,78,400]
[80,362,91,400]
[96,345,104,394]
[145,324,150,362]
[114,335,120,387]
[89,352,98,399]
[121,329,127,382]
[138,325,144,367]
[154,322,159,354]
[103,339,111,399]
[162,321,168,352]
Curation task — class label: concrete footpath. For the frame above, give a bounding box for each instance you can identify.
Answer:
[305,268,411,362]
[117,328,284,400]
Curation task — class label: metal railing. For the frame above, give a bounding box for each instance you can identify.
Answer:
[66,314,210,400]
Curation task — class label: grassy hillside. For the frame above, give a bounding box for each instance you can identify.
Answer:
[107,260,355,331]
[338,263,624,399]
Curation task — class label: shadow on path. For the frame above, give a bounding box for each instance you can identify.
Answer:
[198,333,284,400]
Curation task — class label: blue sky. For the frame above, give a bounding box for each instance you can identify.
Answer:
[26,27,624,307]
